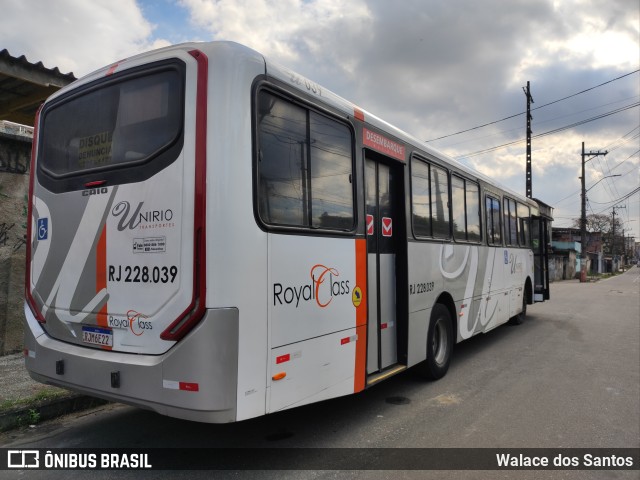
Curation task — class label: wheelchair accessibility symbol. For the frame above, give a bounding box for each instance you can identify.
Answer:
[37,218,48,240]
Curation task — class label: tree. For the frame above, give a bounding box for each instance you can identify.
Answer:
[572,213,626,256]
[571,213,621,234]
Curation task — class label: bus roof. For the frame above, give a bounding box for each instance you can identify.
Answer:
[49,39,545,210]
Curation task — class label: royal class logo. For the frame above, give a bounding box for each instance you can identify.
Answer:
[111,201,174,231]
[273,264,350,308]
[107,310,152,336]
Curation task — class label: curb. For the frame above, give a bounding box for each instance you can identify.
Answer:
[0,395,109,432]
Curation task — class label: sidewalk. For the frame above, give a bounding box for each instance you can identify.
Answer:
[0,352,107,431]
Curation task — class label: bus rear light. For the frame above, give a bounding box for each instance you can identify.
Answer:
[160,299,205,341]
[161,49,208,343]
[25,106,46,325]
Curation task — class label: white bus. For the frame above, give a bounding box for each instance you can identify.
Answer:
[24,41,552,423]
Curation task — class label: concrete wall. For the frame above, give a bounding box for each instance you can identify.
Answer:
[549,251,578,282]
[0,129,31,355]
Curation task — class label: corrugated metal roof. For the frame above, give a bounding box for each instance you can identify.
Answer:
[0,49,76,127]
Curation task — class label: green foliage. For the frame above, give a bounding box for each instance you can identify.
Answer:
[0,388,68,412]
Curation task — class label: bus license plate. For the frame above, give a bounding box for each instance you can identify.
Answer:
[82,326,113,347]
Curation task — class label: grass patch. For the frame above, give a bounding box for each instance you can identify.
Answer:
[588,270,624,281]
[0,388,71,413]
[16,409,41,427]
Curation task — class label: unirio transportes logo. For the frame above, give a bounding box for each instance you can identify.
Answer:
[273,264,350,308]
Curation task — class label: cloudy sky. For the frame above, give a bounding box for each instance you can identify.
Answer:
[3,0,639,238]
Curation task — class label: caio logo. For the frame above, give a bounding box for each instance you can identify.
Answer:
[273,264,350,308]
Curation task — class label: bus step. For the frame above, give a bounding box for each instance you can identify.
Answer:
[366,364,408,387]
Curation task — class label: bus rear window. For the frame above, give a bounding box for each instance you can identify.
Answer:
[39,60,184,184]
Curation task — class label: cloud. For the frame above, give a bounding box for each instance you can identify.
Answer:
[3,0,637,234]
[175,0,638,233]
[1,0,162,76]
[180,0,372,66]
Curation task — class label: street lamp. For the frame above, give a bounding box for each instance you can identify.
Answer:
[586,175,621,193]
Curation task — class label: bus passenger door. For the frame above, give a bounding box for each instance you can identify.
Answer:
[532,216,551,301]
[365,155,404,373]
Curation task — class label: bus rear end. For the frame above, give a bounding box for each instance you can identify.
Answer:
[23,44,239,422]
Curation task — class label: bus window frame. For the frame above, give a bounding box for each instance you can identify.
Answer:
[517,201,532,247]
[36,59,186,194]
[409,153,452,241]
[252,81,357,236]
[451,173,482,244]
[485,193,503,246]
[503,196,519,247]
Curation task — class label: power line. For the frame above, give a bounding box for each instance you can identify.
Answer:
[532,102,639,139]
[456,101,639,159]
[594,187,640,213]
[425,69,640,142]
[440,96,639,149]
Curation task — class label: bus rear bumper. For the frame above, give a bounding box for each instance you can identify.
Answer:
[23,305,239,424]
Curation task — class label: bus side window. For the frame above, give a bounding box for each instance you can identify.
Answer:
[466,181,481,242]
[431,165,450,238]
[517,202,531,247]
[486,195,502,246]
[452,176,466,240]
[411,158,451,239]
[256,90,354,231]
[452,175,481,243]
[504,197,518,246]
[411,159,431,237]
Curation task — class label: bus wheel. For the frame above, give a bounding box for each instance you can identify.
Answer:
[509,289,527,325]
[419,304,453,380]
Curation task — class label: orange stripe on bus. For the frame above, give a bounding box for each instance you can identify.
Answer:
[96,225,108,328]
[354,238,367,393]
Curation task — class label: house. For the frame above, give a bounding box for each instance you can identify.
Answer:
[551,228,605,278]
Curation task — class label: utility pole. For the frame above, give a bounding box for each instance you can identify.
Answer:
[580,142,608,282]
[611,205,626,265]
[523,81,534,198]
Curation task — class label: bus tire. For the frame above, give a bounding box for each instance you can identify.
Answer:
[419,304,453,380]
[509,288,527,325]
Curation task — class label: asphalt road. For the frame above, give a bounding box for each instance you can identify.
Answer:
[2,269,639,480]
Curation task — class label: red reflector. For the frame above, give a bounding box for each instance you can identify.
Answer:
[84,180,107,188]
[276,354,290,364]
[179,382,199,392]
[106,63,119,76]
[381,323,388,330]
[341,337,350,345]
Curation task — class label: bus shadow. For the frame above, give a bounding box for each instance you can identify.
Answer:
[81,315,545,449]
